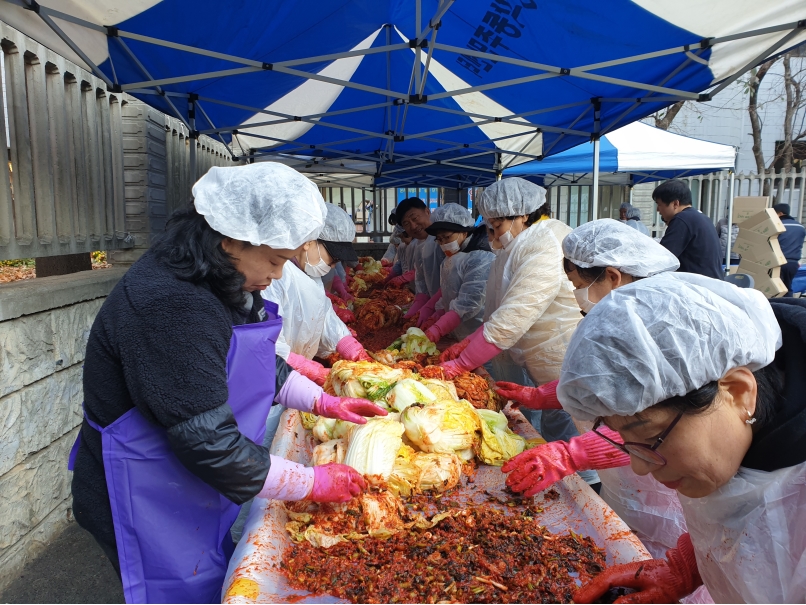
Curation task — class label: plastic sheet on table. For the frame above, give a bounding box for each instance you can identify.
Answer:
[221,407,650,604]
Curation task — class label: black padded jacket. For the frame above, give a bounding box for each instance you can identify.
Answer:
[71,251,292,568]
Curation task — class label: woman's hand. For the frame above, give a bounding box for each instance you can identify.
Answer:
[494,380,562,410]
[314,393,388,424]
[573,534,702,604]
[309,464,366,502]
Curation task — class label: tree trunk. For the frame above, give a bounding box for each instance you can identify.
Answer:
[779,53,795,171]
[654,101,686,130]
[748,59,776,177]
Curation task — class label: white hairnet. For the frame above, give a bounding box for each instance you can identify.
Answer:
[192,162,326,248]
[626,206,642,220]
[390,225,405,246]
[320,203,356,243]
[620,202,633,210]
[562,218,679,277]
[477,178,546,218]
[431,203,475,228]
[557,272,782,421]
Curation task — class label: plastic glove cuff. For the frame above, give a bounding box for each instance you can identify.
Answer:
[567,429,631,471]
[258,455,315,500]
[274,371,323,412]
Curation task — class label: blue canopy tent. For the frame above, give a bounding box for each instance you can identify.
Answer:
[4,0,804,212]
[504,120,736,186]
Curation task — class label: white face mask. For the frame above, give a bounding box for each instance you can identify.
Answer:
[573,284,597,315]
[492,222,516,251]
[440,239,461,256]
[304,245,331,278]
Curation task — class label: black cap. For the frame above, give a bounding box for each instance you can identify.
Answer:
[773,203,790,216]
[425,221,476,236]
[319,239,358,263]
[395,197,427,223]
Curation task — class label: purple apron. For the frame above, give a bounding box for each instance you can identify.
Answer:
[70,300,282,604]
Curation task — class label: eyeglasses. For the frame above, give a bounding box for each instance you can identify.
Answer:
[592,412,683,467]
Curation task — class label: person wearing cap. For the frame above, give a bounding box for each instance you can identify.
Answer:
[624,205,650,236]
[70,163,386,603]
[553,273,806,603]
[498,220,701,566]
[395,197,445,321]
[417,203,495,343]
[774,203,805,296]
[263,202,372,391]
[437,178,593,479]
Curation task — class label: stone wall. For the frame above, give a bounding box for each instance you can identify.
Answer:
[0,268,126,592]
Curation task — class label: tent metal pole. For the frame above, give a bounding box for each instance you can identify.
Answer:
[592,138,600,220]
[122,67,261,91]
[189,99,197,182]
[725,171,735,275]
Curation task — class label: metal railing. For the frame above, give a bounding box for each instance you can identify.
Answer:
[0,22,131,260]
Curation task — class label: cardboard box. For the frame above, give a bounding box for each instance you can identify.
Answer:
[738,208,786,236]
[737,259,786,298]
[732,196,770,223]
[733,229,787,268]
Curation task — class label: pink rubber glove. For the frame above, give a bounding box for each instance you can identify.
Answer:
[440,327,502,379]
[439,334,472,363]
[336,335,372,361]
[494,379,562,410]
[381,258,392,267]
[431,308,446,321]
[332,275,354,301]
[502,427,630,496]
[425,310,462,343]
[388,270,415,287]
[309,463,367,503]
[416,290,442,328]
[313,392,388,424]
[286,352,329,386]
[258,455,315,500]
[574,534,702,604]
[404,292,430,319]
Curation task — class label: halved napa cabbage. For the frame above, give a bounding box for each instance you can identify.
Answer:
[475,408,526,466]
[300,412,318,430]
[326,360,408,402]
[388,446,462,496]
[386,378,436,412]
[311,439,347,466]
[343,417,404,478]
[312,416,355,443]
[400,399,480,460]
[419,378,459,401]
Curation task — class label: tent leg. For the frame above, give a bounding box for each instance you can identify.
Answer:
[189,98,197,182]
[725,171,735,275]
[591,136,600,220]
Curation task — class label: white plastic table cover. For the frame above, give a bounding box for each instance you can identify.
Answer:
[221,407,651,604]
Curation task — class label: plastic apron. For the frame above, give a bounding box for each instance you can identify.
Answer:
[70,300,282,604]
[679,460,806,603]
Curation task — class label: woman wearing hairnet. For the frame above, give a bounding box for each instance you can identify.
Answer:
[562,274,806,604]
[499,220,704,573]
[417,203,495,343]
[70,163,386,603]
[262,201,372,399]
[437,178,590,470]
[386,228,417,287]
[625,205,651,236]
[395,197,446,322]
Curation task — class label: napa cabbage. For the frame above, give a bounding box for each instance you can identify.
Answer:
[475,408,526,466]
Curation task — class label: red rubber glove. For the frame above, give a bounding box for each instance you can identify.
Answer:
[336,335,372,361]
[332,275,354,301]
[309,463,367,503]
[573,534,702,604]
[313,392,388,424]
[425,310,462,344]
[494,379,563,410]
[416,290,441,328]
[439,335,472,363]
[404,292,430,319]
[381,258,392,267]
[388,270,415,288]
[502,427,630,496]
[286,352,329,386]
[440,327,502,379]
[334,306,355,324]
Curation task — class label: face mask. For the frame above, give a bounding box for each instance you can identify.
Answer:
[494,222,516,250]
[573,284,597,315]
[304,245,331,278]
[440,239,461,257]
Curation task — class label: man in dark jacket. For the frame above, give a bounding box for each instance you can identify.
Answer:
[773,203,805,296]
[654,179,723,279]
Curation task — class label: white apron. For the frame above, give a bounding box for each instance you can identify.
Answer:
[679,460,806,603]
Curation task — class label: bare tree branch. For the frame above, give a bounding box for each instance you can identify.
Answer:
[748,58,777,174]
[653,100,686,130]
